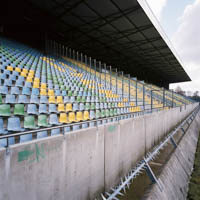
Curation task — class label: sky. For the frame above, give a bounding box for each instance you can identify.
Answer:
[146,0,200,94]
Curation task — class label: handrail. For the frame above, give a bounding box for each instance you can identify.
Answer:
[100,105,200,200]
[0,105,178,142]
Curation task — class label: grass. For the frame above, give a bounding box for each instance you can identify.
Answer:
[187,133,200,200]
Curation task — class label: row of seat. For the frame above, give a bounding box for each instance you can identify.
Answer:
[0,102,140,116]
[0,106,141,134]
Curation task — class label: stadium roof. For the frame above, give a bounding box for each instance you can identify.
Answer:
[2,0,191,86]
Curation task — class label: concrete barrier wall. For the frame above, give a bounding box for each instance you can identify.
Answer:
[0,103,198,200]
[143,110,200,200]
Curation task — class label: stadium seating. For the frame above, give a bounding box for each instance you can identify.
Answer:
[0,37,193,146]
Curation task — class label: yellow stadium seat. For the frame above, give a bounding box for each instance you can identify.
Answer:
[48,90,54,96]
[83,111,89,121]
[15,67,21,72]
[66,103,72,112]
[28,74,34,79]
[34,77,40,82]
[29,70,34,74]
[58,104,65,112]
[76,111,83,122]
[22,68,28,73]
[7,66,13,71]
[26,77,33,82]
[41,83,47,89]
[33,82,40,88]
[68,112,75,122]
[59,113,68,123]
[49,96,56,104]
[40,89,47,96]
[20,72,27,77]
[56,96,63,104]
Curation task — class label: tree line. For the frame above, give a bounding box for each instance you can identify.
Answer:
[175,86,200,102]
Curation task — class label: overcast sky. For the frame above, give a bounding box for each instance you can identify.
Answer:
[146,0,200,93]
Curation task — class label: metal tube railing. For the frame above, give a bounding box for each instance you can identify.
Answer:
[101,105,199,200]
[0,104,191,146]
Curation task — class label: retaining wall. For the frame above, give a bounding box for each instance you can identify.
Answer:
[0,103,198,200]
[143,108,200,200]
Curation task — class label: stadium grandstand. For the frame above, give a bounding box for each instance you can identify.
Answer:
[0,0,198,200]
[0,36,192,145]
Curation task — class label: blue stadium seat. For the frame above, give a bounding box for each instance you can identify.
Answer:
[32,88,39,96]
[0,86,8,94]
[11,86,20,95]
[0,118,8,134]
[7,117,25,132]
[15,79,24,87]
[18,95,28,104]
[30,95,39,104]
[27,104,38,115]
[22,87,31,95]
[49,114,60,125]
[0,137,15,147]
[49,104,57,113]
[20,134,32,143]
[40,96,48,104]
[51,128,60,136]
[5,95,16,104]
[39,104,48,114]
[37,131,48,139]
[4,79,12,86]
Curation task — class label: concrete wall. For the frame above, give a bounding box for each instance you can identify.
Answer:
[0,103,198,200]
[143,109,200,200]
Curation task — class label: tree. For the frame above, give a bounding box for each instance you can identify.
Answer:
[193,91,199,97]
[175,86,186,96]
[186,91,192,97]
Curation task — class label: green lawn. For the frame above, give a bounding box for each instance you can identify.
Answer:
[187,133,200,200]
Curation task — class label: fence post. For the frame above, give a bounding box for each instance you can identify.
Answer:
[94,59,96,83]
[136,80,138,106]
[122,71,124,99]
[163,88,165,108]
[110,66,112,90]
[116,68,118,95]
[99,61,101,86]
[104,63,107,89]
[128,74,130,102]
[143,84,145,110]
[151,90,153,111]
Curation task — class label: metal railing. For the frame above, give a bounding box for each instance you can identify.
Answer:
[100,106,199,200]
[0,105,180,148]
